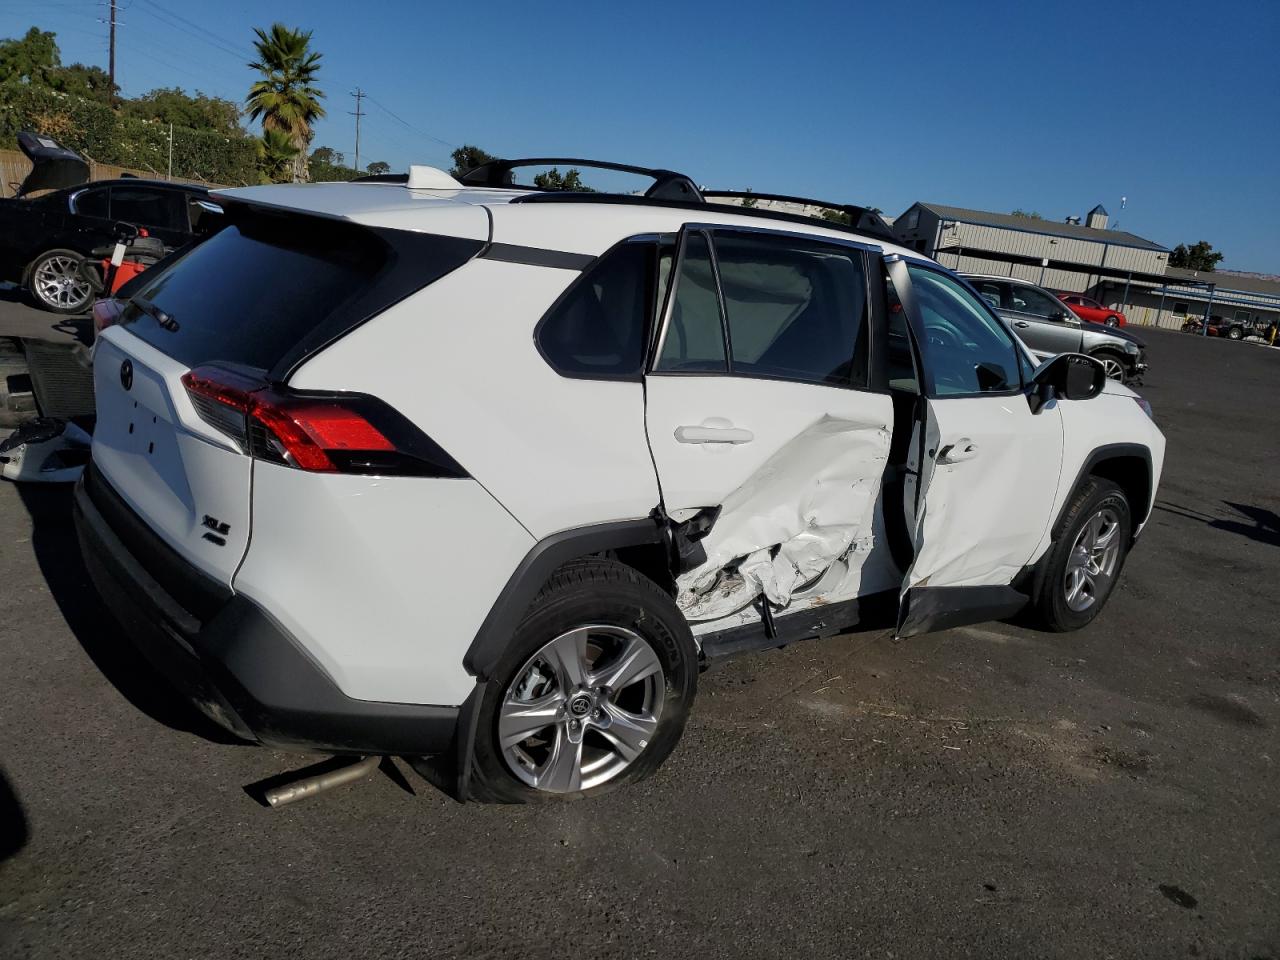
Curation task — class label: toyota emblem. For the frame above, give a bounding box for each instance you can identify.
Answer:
[119,359,133,391]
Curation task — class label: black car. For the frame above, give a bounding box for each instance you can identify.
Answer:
[0,131,222,314]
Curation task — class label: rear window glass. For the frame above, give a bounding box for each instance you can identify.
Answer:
[115,211,470,372]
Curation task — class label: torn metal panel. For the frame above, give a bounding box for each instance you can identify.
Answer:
[676,414,892,622]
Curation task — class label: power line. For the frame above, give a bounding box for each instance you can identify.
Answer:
[365,94,457,150]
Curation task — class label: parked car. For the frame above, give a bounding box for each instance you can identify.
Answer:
[1181,314,1252,340]
[1057,292,1126,327]
[0,131,222,314]
[75,159,1165,802]
[965,274,1147,382]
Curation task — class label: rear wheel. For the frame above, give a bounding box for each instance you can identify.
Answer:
[27,249,94,314]
[1029,478,1131,632]
[1105,316,1121,327]
[1227,325,1244,340]
[469,558,697,802]
[1091,350,1127,382]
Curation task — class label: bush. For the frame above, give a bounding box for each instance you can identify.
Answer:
[0,81,258,185]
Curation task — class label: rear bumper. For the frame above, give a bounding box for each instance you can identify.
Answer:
[73,463,460,756]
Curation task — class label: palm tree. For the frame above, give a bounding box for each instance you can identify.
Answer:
[246,23,324,183]
[257,128,299,184]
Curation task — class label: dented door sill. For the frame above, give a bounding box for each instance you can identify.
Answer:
[699,590,897,663]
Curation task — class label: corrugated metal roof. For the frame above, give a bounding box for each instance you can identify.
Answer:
[915,202,1168,252]
[1164,267,1280,296]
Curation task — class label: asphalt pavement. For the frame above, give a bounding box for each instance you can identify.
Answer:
[0,322,1277,959]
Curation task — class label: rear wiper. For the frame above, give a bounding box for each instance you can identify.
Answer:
[134,297,179,332]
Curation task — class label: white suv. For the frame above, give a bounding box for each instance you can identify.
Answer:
[75,159,1165,802]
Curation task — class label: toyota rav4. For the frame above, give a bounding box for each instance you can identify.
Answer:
[74,159,1165,802]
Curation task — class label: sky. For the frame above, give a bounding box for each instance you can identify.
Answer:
[4,0,1279,271]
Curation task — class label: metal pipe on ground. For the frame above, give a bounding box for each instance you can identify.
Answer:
[264,756,380,808]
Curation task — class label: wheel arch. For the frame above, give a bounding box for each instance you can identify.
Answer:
[463,518,671,682]
[1057,443,1153,538]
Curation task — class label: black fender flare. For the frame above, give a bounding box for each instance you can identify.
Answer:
[462,518,667,682]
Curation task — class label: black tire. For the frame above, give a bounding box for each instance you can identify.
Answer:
[1105,316,1121,327]
[1227,325,1244,340]
[468,557,697,803]
[1028,478,1132,632]
[1090,349,1128,382]
[26,248,95,315]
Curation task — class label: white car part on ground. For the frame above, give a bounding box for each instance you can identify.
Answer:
[0,417,91,483]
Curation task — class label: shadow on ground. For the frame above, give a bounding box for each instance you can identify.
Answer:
[1156,499,1280,549]
[14,482,241,745]
[0,766,27,863]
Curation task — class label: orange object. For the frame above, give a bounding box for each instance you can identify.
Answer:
[100,258,148,293]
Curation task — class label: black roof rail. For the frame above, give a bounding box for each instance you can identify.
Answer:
[513,192,897,244]
[702,190,895,241]
[457,157,703,203]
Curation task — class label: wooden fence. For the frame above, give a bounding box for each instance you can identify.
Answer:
[0,149,226,197]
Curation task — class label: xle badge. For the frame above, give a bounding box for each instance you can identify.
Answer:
[201,514,230,546]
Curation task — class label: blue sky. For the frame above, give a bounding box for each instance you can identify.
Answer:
[5,0,1278,271]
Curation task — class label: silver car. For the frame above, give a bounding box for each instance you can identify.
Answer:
[963,274,1147,382]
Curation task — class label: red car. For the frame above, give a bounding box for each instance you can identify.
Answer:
[1057,292,1126,327]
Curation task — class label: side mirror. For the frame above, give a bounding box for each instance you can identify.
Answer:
[1026,353,1106,413]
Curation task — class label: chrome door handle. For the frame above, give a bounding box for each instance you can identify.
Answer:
[674,423,754,445]
[937,439,979,464]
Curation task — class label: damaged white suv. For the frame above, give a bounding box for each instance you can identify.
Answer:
[75,159,1165,802]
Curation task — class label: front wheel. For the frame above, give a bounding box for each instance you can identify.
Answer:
[27,249,96,314]
[468,558,697,802]
[1092,350,1127,382]
[1105,316,1121,327]
[1227,325,1244,340]
[1029,478,1131,632]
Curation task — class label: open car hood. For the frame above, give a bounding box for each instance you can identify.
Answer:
[15,130,90,197]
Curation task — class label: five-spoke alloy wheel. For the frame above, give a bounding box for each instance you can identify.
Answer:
[500,625,664,793]
[469,557,697,803]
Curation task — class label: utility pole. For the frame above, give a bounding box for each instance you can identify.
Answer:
[108,0,117,88]
[349,89,366,173]
[167,123,173,181]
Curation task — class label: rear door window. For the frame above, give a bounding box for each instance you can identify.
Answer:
[73,187,109,219]
[654,231,728,373]
[110,187,188,233]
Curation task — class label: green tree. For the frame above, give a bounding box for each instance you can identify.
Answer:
[1011,208,1044,220]
[0,27,117,104]
[311,145,342,165]
[366,160,390,175]
[246,23,325,182]
[532,167,593,191]
[740,188,758,208]
[123,88,240,132]
[0,27,58,85]
[449,144,495,178]
[257,127,298,183]
[1168,241,1224,272]
[820,208,852,225]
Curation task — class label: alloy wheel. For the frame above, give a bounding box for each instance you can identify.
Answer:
[1099,356,1125,381]
[33,254,92,311]
[1064,507,1122,612]
[499,624,665,793]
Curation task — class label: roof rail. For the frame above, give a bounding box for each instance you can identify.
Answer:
[457,157,703,203]
[702,190,895,241]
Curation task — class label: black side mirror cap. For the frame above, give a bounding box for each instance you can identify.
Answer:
[1026,353,1106,413]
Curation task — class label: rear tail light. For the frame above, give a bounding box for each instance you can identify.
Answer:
[180,364,467,478]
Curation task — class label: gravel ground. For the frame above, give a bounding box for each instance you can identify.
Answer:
[1,325,1277,959]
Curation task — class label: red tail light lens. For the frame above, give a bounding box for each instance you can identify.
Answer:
[180,365,465,478]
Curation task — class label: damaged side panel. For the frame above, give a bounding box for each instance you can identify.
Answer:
[662,412,900,631]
